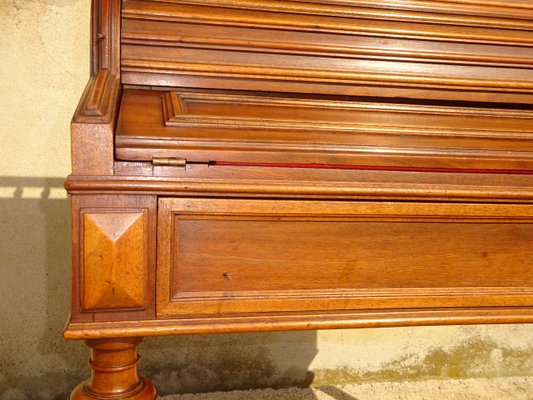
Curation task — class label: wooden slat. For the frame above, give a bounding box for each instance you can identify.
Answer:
[145,0,533,21]
[66,162,533,202]
[121,0,533,101]
[122,20,533,67]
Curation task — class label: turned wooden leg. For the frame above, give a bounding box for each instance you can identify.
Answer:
[71,337,158,400]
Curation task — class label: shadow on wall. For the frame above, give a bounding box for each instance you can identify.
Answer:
[0,177,86,400]
[0,176,338,399]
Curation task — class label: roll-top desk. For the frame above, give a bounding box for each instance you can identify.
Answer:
[65,1,533,398]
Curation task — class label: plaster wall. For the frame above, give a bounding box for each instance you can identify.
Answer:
[0,1,531,399]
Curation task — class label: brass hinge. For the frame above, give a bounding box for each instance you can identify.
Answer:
[151,157,187,168]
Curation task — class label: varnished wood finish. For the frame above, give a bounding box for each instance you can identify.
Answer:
[82,211,146,311]
[68,164,533,203]
[157,198,533,317]
[71,0,122,175]
[67,0,533,397]
[70,195,157,323]
[64,307,533,339]
[121,0,533,102]
[117,89,533,171]
[161,91,533,133]
[70,338,157,400]
[74,71,121,124]
[91,0,121,76]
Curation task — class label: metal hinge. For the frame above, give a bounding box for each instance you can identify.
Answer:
[151,157,187,168]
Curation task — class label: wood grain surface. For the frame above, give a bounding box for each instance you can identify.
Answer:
[82,211,146,311]
[156,198,533,317]
[121,0,533,102]
[66,0,533,396]
[116,89,533,171]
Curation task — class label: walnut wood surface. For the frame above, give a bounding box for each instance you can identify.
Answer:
[66,0,533,397]
[64,307,533,339]
[67,164,533,203]
[121,0,533,102]
[70,338,157,400]
[82,211,147,311]
[70,195,157,322]
[157,198,533,317]
[116,89,533,171]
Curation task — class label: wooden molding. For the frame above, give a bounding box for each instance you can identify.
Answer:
[122,29,533,68]
[65,168,533,203]
[145,0,533,19]
[70,70,121,174]
[124,0,533,34]
[162,91,533,137]
[122,57,533,91]
[92,0,121,75]
[73,70,121,124]
[64,307,533,339]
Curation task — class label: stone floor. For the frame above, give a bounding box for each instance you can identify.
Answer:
[162,377,533,400]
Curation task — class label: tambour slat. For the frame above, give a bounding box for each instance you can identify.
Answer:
[121,0,533,101]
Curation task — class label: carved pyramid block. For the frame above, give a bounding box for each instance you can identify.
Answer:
[82,212,146,311]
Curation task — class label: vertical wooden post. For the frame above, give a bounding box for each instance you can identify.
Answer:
[70,338,157,400]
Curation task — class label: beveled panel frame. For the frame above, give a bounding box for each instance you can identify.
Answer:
[156,198,533,318]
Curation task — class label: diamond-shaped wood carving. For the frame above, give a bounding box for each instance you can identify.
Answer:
[82,212,146,311]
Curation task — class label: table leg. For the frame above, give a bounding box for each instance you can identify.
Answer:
[70,337,157,400]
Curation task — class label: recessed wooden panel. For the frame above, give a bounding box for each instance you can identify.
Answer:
[162,91,533,133]
[175,220,531,291]
[82,212,147,311]
[157,198,533,317]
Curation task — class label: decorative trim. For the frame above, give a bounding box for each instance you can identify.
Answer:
[93,0,122,75]
[162,91,533,139]
[210,161,533,175]
[156,198,533,316]
[64,306,533,339]
[121,31,533,69]
[64,175,533,203]
[125,0,533,34]
[73,70,121,124]
[173,287,533,301]
[122,59,533,92]
[80,209,149,312]
[121,0,533,97]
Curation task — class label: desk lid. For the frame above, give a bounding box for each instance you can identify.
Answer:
[115,88,533,173]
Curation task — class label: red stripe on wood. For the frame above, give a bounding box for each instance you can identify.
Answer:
[211,161,533,175]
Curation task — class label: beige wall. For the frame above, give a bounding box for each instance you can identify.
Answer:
[0,1,532,399]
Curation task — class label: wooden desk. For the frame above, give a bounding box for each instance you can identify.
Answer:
[65,1,533,399]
